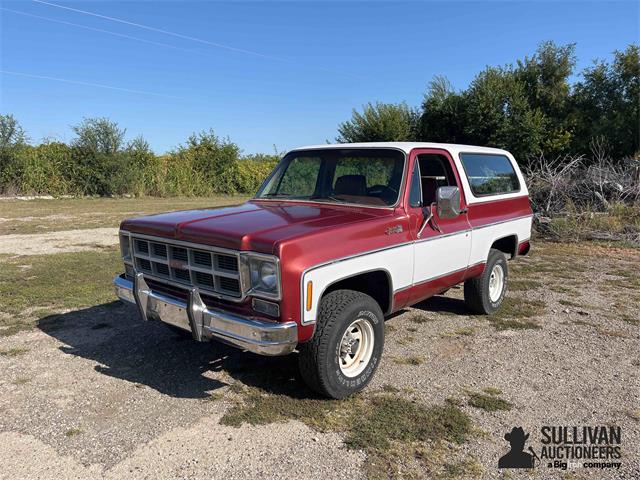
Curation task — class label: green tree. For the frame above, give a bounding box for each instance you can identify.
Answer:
[69,118,129,195]
[172,130,242,194]
[419,42,578,162]
[71,117,126,155]
[0,114,27,152]
[465,66,548,162]
[572,44,640,159]
[420,76,470,144]
[0,114,28,190]
[514,41,576,154]
[336,102,419,143]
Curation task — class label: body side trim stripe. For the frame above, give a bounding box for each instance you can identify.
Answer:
[300,215,532,324]
[468,214,533,231]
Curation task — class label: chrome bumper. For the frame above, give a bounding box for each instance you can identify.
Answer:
[113,273,297,356]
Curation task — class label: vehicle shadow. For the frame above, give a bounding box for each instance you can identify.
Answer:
[37,301,312,400]
[412,294,470,315]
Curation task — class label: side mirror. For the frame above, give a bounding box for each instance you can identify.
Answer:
[436,186,461,218]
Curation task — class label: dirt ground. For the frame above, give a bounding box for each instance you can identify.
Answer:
[0,199,638,479]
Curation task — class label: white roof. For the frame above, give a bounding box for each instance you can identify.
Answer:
[290,142,511,156]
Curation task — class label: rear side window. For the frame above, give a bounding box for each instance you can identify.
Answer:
[459,153,520,196]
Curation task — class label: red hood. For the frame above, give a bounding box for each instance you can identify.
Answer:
[120,200,388,254]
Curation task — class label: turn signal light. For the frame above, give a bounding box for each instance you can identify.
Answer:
[306,281,313,311]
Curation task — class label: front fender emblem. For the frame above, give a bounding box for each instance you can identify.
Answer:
[385,225,403,235]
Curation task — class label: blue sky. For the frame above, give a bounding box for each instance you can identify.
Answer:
[1,1,638,154]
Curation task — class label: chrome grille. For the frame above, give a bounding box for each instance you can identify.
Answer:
[130,236,241,298]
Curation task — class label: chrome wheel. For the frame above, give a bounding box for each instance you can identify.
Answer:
[338,318,375,378]
[488,264,505,302]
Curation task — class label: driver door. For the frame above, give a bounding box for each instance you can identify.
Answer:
[406,148,472,304]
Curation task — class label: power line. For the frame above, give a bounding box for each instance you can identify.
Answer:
[32,0,286,62]
[0,70,183,99]
[2,7,219,59]
[30,0,361,79]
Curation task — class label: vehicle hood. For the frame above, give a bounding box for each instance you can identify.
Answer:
[120,200,384,254]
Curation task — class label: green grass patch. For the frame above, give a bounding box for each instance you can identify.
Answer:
[441,327,475,338]
[346,395,472,450]
[467,392,512,412]
[484,297,544,330]
[221,386,358,431]
[0,196,248,235]
[222,387,474,479]
[393,355,425,366]
[482,387,502,396]
[381,384,400,393]
[621,314,639,327]
[396,335,416,346]
[0,347,28,357]
[549,285,576,294]
[64,428,83,437]
[572,319,595,327]
[384,323,397,333]
[559,299,581,307]
[205,392,223,402]
[349,396,473,479]
[409,314,431,324]
[508,279,543,291]
[0,249,123,335]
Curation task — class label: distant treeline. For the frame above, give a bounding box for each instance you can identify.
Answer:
[0,117,279,196]
[1,41,637,197]
[337,42,639,165]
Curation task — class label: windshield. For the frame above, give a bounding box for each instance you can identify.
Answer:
[255,148,406,207]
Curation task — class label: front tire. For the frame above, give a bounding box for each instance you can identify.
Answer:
[464,248,508,314]
[298,290,384,399]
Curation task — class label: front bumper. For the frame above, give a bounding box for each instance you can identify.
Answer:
[113,273,297,356]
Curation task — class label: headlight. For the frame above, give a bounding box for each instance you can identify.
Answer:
[243,253,281,300]
[119,232,131,262]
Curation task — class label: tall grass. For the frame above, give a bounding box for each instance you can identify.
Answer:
[0,134,279,197]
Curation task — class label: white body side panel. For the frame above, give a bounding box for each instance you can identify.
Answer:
[412,231,472,284]
[301,215,531,325]
[468,216,532,265]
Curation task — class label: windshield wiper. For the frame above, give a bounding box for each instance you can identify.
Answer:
[260,193,292,197]
[309,195,348,203]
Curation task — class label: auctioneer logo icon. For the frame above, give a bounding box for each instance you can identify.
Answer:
[499,427,537,469]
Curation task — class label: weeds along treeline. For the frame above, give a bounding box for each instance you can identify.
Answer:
[0,117,279,197]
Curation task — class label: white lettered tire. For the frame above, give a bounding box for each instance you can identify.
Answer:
[298,290,385,399]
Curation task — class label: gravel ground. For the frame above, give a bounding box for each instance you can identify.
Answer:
[0,228,118,255]
[0,233,638,479]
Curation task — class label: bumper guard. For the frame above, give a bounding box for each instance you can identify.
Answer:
[113,273,297,356]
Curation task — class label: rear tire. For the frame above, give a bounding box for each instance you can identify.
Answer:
[464,248,508,314]
[298,290,384,399]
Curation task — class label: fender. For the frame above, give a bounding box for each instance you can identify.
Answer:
[300,245,412,325]
[468,215,532,266]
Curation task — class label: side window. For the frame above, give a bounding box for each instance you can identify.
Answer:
[459,153,520,196]
[418,154,458,205]
[409,163,422,207]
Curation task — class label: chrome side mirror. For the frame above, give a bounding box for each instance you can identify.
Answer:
[436,186,461,219]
